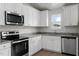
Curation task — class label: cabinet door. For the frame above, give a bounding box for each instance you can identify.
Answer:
[0,48,11,56]
[62,5,79,26]
[28,6,35,26]
[29,36,41,56]
[22,5,30,26]
[23,5,40,26]
[70,5,78,26]
[4,3,17,12]
[36,36,42,51]
[0,3,5,25]
[62,6,71,26]
[23,5,34,26]
[16,3,23,14]
[42,36,61,52]
[40,10,48,26]
[31,8,40,26]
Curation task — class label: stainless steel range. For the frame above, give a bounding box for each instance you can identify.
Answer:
[1,31,29,56]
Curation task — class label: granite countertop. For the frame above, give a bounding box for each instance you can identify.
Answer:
[19,32,79,39]
[0,32,79,44]
[37,32,79,37]
[19,34,41,39]
[0,40,11,45]
[0,34,41,44]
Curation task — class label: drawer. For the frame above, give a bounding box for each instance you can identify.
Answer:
[0,43,11,50]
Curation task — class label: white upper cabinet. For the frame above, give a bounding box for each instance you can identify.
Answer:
[22,5,30,26]
[62,4,79,26]
[16,3,23,14]
[0,4,5,25]
[4,3,17,12]
[21,5,40,26]
[31,7,40,26]
[40,10,48,26]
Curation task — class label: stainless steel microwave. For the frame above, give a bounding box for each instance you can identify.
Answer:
[5,11,24,25]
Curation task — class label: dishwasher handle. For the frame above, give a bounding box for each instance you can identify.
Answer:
[61,36,76,39]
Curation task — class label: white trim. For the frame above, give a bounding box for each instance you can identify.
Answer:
[76,37,78,56]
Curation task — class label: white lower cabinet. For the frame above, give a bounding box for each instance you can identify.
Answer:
[0,48,11,56]
[29,35,61,56]
[0,42,11,56]
[42,35,61,52]
[29,36,42,56]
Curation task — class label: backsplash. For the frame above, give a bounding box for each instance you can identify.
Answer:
[39,26,79,33]
[0,25,38,34]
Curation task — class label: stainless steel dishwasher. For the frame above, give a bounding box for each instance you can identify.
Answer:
[61,36,76,56]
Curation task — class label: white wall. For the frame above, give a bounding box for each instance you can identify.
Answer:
[39,8,79,33]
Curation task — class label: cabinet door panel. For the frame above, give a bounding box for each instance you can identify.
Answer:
[40,10,48,26]
[0,3,5,25]
[42,36,61,52]
[0,48,11,56]
[29,36,41,56]
[62,6,71,26]
[23,5,39,26]
[62,5,79,26]
[36,36,42,51]
[32,8,40,26]
[23,5,30,26]
[16,3,23,14]
[70,5,78,26]
[4,3,17,12]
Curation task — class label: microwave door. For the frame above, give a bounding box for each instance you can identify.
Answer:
[5,11,24,25]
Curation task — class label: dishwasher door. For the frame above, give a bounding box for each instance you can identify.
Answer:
[61,36,76,55]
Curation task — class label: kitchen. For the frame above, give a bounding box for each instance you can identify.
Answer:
[0,3,79,56]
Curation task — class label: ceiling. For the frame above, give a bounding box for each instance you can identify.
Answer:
[28,3,77,10]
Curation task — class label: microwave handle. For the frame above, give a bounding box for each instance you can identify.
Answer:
[21,15,24,23]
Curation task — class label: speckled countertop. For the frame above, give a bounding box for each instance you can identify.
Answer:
[19,34,41,39]
[0,32,79,44]
[36,32,79,37]
[0,33,41,44]
[0,40,11,44]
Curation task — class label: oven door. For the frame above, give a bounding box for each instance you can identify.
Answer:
[11,40,28,56]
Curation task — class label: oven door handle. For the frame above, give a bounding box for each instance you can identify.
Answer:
[12,39,28,44]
